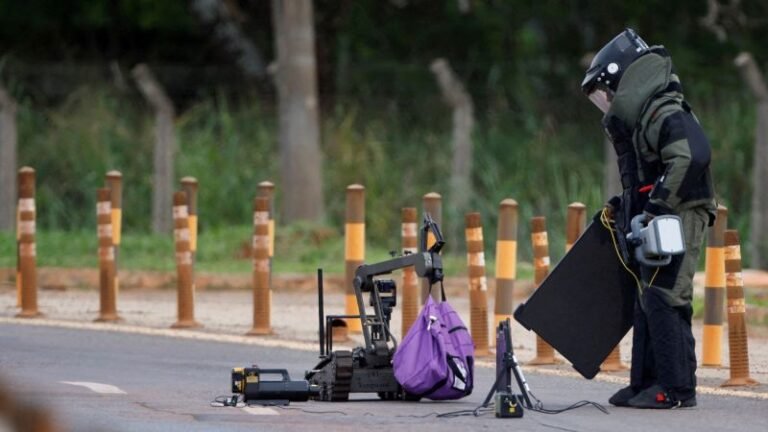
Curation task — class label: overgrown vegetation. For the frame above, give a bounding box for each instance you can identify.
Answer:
[5,81,757,268]
[1,1,765,268]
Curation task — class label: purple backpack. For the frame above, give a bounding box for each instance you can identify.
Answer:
[393,290,474,400]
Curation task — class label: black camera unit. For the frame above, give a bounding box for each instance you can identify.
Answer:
[231,367,319,406]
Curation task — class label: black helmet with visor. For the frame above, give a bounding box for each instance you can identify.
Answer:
[581,28,650,113]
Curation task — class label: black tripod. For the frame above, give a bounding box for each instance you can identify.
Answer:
[479,318,532,417]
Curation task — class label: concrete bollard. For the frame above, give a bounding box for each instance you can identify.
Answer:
[721,230,759,387]
[494,199,518,332]
[401,207,419,338]
[180,177,199,258]
[16,167,40,318]
[345,185,365,333]
[258,181,275,258]
[421,192,443,303]
[170,191,201,329]
[465,212,490,356]
[529,216,556,365]
[105,171,122,298]
[95,188,119,322]
[248,196,272,335]
[702,205,728,366]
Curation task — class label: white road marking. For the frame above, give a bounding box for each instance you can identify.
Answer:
[60,381,127,395]
[242,406,279,416]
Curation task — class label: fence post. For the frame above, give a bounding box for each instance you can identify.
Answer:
[0,85,17,232]
[401,207,419,338]
[258,181,275,259]
[529,216,556,365]
[95,188,119,322]
[248,196,272,335]
[181,177,198,260]
[105,171,123,298]
[703,205,728,366]
[465,212,489,356]
[345,185,365,333]
[721,229,759,387]
[132,63,175,234]
[421,192,442,303]
[494,199,517,332]
[16,167,40,318]
[171,191,201,329]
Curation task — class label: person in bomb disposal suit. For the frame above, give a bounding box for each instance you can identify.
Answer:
[582,29,717,409]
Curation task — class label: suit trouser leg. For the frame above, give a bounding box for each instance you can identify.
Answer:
[630,298,656,390]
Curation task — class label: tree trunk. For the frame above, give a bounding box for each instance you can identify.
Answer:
[735,52,768,269]
[430,58,475,238]
[0,85,17,232]
[603,137,622,199]
[132,64,176,234]
[272,0,324,223]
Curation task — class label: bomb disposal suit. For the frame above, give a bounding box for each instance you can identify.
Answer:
[582,29,717,409]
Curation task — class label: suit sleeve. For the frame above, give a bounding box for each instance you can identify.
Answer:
[643,109,712,216]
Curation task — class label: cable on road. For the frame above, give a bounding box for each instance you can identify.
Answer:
[270,404,349,415]
[210,395,245,407]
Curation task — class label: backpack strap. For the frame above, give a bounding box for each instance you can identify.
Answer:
[428,281,447,302]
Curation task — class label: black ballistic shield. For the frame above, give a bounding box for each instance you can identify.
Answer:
[514,221,636,379]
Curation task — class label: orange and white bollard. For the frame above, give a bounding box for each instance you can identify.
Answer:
[494,199,518,332]
[16,167,40,318]
[702,205,728,366]
[421,192,442,303]
[106,171,123,298]
[258,181,276,259]
[465,212,489,356]
[181,177,199,259]
[95,188,119,322]
[401,207,419,338]
[721,229,759,387]
[565,202,586,252]
[345,185,365,333]
[248,196,272,335]
[170,191,201,329]
[529,216,556,365]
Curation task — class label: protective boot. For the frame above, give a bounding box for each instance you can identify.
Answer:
[627,384,697,409]
[608,386,640,407]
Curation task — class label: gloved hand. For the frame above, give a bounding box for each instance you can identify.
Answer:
[593,195,622,223]
[642,211,655,222]
[605,195,622,216]
[602,115,633,144]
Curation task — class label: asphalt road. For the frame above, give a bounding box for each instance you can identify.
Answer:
[1,323,766,432]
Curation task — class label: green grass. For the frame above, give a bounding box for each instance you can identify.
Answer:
[745,291,768,309]
[0,227,534,279]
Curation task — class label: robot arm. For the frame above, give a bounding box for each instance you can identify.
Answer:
[353,214,444,292]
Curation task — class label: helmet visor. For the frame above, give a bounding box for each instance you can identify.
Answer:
[588,89,612,113]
